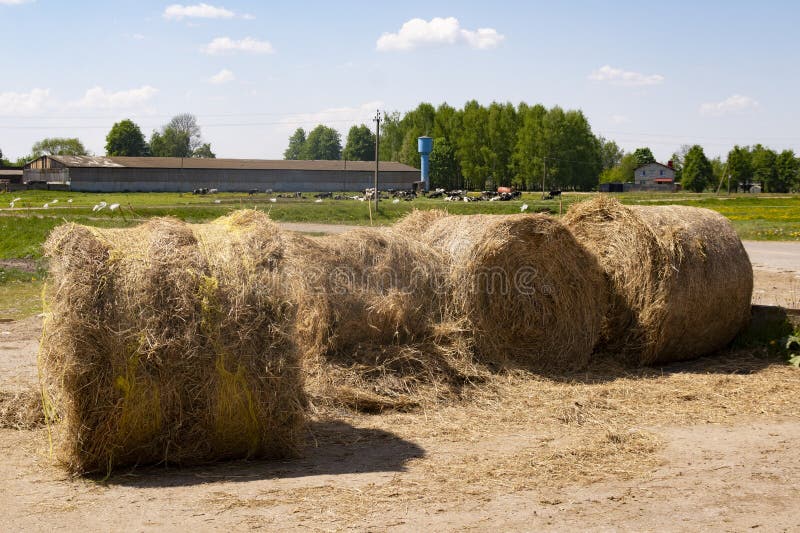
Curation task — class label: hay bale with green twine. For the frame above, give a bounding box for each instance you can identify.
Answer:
[40,210,305,475]
[563,196,753,365]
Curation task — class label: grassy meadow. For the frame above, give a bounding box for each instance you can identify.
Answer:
[1,189,799,319]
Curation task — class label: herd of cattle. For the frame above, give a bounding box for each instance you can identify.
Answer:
[192,187,563,202]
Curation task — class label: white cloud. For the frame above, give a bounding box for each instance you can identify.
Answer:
[202,36,275,55]
[278,101,383,138]
[0,88,51,114]
[376,17,505,51]
[209,68,235,84]
[699,94,760,116]
[163,3,234,20]
[588,65,664,86]
[71,86,158,109]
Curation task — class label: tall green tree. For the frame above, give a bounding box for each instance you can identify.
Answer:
[192,143,216,158]
[284,128,307,160]
[599,137,624,171]
[600,153,638,183]
[726,145,752,191]
[105,119,149,156]
[632,147,656,166]
[429,137,460,189]
[303,125,342,160]
[751,144,778,191]
[398,103,437,166]
[681,145,712,192]
[485,102,518,186]
[669,144,691,182]
[774,150,799,193]
[378,111,404,162]
[342,124,375,161]
[149,128,192,157]
[512,103,547,189]
[456,100,490,189]
[31,137,88,157]
[167,113,203,151]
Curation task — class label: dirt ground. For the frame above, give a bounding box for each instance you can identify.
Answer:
[1,269,798,532]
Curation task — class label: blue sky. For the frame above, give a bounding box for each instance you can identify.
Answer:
[1,0,798,162]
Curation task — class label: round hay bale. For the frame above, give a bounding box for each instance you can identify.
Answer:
[394,209,449,236]
[40,210,305,475]
[405,213,607,370]
[563,196,753,365]
[285,228,484,411]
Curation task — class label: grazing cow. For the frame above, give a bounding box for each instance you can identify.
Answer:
[248,189,259,196]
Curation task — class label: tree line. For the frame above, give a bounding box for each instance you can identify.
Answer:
[0,113,216,166]
[281,101,800,193]
[280,101,633,191]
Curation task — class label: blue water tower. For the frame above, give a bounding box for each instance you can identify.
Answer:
[418,136,433,192]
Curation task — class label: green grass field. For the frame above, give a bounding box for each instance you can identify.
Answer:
[1,189,799,318]
[2,190,799,262]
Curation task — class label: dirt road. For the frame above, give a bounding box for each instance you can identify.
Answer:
[1,230,799,530]
[743,240,800,272]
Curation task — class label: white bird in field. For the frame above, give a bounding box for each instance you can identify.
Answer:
[392,198,400,204]
[51,199,58,204]
[521,204,529,212]
[12,198,21,203]
[214,199,221,204]
[93,201,108,212]
[314,199,323,203]
[269,198,277,203]
[43,203,49,209]
[109,203,120,211]
[67,199,73,203]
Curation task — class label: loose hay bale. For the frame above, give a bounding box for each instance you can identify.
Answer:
[40,210,305,475]
[563,197,753,365]
[397,212,607,370]
[0,388,45,430]
[285,228,485,411]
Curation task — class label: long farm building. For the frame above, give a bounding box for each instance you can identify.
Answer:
[23,155,421,193]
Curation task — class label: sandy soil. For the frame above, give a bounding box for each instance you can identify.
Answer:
[0,269,798,532]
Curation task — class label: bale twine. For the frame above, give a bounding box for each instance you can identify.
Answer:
[40,210,305,474]
[285,228,484,412]
[563,197,753,365]
[396,211,608,370]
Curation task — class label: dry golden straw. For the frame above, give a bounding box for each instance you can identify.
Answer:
[396,211,608,370]
[40,210,305,475]
[563,196,753,365]
[284,228,485,412]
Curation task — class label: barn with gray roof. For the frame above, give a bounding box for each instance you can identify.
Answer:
[23,155,421,193]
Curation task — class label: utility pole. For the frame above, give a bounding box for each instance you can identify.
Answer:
[373,109,381,211]
[541,156,547,199]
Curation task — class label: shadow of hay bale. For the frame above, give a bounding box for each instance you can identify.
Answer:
[98,420,425,487]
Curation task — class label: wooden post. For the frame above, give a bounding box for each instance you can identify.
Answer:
[373,109,381,212]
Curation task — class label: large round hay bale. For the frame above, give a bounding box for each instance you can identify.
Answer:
[397,211,608,370]
[563,197,753,365]
[285,228,483,411]
[40,210,305,474]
